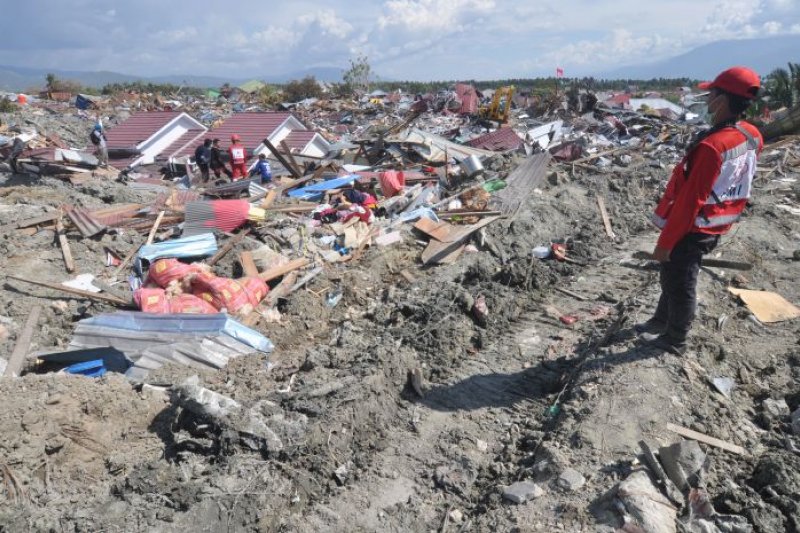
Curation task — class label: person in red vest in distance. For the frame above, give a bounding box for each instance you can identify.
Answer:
[636,66,763,355]
[228,134,248,181]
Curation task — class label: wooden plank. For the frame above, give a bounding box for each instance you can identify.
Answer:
[400,269,416,283]
[262,137,302,179]
[666,423,747,456]
[728,288,800,323]
[243,271,299,327]
[8,275,130,306]
[277,165,326,195]
[240,251,260,277]
[279,140,303,177]
[596,196,616,239]
[413,218,452,241]
[3,306,42,378]
[555,287,589,301]
[438,210,503,219]
[18,212,60,229]
[633,251,753,271]
[145,210,166,245]
[112,242,141,280]
[207,229,250,266]
[55,218,76,273]
[259,258,310,282]
[420,217,500,265]
[260,190,277,209]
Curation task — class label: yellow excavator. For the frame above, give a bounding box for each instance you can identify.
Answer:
[480,85,515,123]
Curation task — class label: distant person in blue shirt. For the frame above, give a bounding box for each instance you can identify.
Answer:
[250,153,273,184]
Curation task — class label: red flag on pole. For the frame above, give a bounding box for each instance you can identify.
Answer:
[556,67,564,78]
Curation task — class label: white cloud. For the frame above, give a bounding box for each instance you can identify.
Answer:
[378,0,495,31]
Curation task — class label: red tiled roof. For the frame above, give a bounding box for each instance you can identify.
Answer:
[157,128,206,161]
[282,130,316,151]
[455,83,479,115]
[105,111,181,148]
[175,112,294,158]
[466,127,523,152]
[108,156,139,170]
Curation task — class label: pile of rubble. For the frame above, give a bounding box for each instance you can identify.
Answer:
[1,83,799,532]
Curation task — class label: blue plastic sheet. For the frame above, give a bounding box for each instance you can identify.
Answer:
[137,233,218,263]
[287,175,359,201]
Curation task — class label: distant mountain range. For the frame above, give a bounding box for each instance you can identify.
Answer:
[594,34,800,80]
[2,34,798,92]
[0,65,346,92]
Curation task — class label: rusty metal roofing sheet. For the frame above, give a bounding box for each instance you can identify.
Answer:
[466,127,524,152]
[66,207,107,238]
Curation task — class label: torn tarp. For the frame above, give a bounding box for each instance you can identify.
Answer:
[69,312,274,380]
[287,174,359,201]
[137,232,217,264]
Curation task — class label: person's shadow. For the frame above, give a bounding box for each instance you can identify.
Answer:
[418,328,669,413]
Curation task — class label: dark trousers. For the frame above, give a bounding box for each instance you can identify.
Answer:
[198,163,210,181]
[653,233,719,341]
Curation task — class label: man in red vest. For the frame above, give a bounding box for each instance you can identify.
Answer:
[637,67,763,355]
[228,134,248,181]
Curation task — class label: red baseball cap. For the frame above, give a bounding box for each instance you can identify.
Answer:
[698,67,760,99]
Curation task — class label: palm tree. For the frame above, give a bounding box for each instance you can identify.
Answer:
[765,67,793,109]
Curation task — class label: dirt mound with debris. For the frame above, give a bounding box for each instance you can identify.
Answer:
[1,97,799,533]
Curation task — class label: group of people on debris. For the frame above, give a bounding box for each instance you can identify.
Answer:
[193,135,272,184]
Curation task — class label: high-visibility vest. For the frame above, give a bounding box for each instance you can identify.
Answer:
[229,145,246,164]
[652,122,762,234]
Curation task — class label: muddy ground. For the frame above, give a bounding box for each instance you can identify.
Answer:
[0,128,799,532]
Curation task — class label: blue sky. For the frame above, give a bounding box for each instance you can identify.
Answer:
[1,0,798,80]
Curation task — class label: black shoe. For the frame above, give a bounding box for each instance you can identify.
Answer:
[634,319,667,335]
[641,333,686,356]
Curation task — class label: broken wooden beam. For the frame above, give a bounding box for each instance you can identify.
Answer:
[112,242,141,280]
[554,286,589,301]
[207,229,250,266]
[279,140,303,177]
[240,251,260,278]
[3,305,42,378]
[259,258,310,282]
[632,251,753,271]
[260,190,278,209]
[596,196,616,239]
[7,275,131,306]
[262,137,302,179]
[438,210,503,219]
[55,217,76,273]
[145,210,166,245]
[665,423,747,456]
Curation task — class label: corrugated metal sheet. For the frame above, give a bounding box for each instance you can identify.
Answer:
[183,200,249,236]
[90,204,145,227]
[152,190,201,211]
[68,311,273,379]
[489,152,551,215]
[67,207,107,237]
[466,127,524,152]
[174,112,294,159]
[105,111,181,148]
